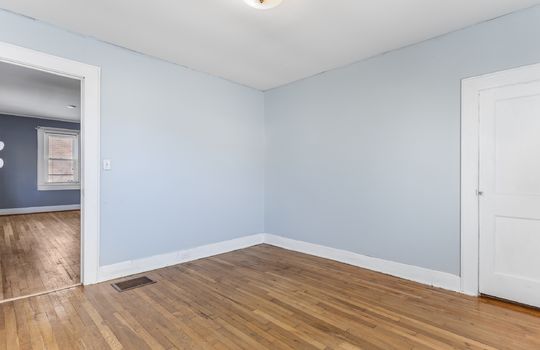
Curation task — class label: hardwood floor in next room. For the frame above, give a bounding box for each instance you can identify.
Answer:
[0,211,80,300]
[1,244,539,349]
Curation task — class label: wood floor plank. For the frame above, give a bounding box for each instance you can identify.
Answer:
[0,211,80,301]
[1,244,540,349]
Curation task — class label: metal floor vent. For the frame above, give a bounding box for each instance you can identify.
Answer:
[112,276,156,292]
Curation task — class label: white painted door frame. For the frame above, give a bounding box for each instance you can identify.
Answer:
[0,41,101,285]
[461,62,540,296]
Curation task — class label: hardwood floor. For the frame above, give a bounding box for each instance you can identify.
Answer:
[0,211,80,300]
[1,244,540,349]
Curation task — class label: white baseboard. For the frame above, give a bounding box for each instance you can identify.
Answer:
[264,234,462,293]
[0,204,81,216]
[96,232,462,294]
[97,234,266,282]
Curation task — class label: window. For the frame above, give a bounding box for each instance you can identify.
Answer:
[37,127,80,191]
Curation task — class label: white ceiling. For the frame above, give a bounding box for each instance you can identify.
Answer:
[0,60,80,122]
[1,0,539,90]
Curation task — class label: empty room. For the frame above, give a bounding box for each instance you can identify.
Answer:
[0,1,539,349]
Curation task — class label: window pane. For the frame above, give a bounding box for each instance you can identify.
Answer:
[48,159,76,183]
[48,159,75,175]
[48,174,76,183]
[48,134,74,160]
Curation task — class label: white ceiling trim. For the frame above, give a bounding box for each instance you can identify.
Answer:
[0,111,80,123]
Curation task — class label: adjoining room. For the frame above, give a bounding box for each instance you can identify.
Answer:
[0,61,82,300]
[1,1,540,349]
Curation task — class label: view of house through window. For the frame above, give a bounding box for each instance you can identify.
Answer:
[48,133,78,183]
[37,127,80,190]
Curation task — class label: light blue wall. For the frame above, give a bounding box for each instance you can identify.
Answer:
[264,6,540,275]
[0,10,265,265]
[3,6,540,275]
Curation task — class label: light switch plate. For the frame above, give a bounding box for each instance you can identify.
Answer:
[103,159,112,170]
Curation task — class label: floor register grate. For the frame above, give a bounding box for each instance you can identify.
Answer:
[111,276,156,292]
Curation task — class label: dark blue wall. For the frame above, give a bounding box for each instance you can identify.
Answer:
[0,114,80,209]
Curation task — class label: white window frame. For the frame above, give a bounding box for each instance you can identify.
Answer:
[37,127,81,191]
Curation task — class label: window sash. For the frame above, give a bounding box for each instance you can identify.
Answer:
[47,159,77,182]
[37,127,80,191]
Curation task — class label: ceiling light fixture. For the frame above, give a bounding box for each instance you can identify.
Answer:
[244,0,283,10]
[66,104,77,109]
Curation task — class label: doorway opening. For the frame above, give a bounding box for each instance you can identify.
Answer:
[0,42,100,299]
[0,60,82,300]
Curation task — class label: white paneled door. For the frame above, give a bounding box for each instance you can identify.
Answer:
[479,80,540,308]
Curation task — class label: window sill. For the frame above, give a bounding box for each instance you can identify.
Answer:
[38,184,81,191]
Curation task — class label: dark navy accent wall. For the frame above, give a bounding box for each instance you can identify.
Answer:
[0,114,80,209]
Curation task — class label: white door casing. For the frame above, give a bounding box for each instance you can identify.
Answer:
[462,62,540,302]
[0,41,101,285]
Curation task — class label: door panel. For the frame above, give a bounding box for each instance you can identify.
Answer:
[479,80,540,308]
[495,94,540,195]
[494,216,540,281]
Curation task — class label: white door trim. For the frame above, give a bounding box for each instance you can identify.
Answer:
[0,41,101,285]
[461,62,540,296]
